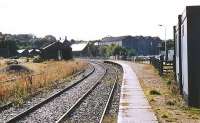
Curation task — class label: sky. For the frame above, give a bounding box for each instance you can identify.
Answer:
[0,0,200,41]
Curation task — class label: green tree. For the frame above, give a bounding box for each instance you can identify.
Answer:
[98,44,129,57]
[113,45,121,55]
[99,46,107,57]
[167,39,174,50]
[105,44,115,56]
[44,35,57,42]
[0,40,18,56]
[106,44,127,56]
[127,48,136,57]
[87,42,99,57]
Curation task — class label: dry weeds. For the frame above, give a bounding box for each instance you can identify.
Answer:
[128,62,200,123]
[0,59,87,105]
[0,59,7,68]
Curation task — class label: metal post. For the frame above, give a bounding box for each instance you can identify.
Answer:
[159,24,168,61]
[165,27,168,61]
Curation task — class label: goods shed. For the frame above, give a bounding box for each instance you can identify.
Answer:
[71,42,89,57]
[41,41,72,60]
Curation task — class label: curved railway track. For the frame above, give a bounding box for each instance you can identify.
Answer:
[1,61,121,123]
[56,61,119,123]
[2,62,106,123]
[99,70,118,123]
[56,63,107,123]
[5,66,95,123]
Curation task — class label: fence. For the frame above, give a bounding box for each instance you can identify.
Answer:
[71,56,174,76]
[150,55,175,75]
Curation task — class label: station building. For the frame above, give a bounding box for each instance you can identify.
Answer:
[41,40,72,60]
[174,6,200,107]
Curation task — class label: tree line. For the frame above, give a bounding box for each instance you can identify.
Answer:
[0,32,59,57]
[86,43,136,58]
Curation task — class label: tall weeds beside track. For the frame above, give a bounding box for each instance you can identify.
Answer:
[0,60,87,105]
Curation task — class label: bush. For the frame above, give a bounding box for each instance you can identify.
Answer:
[33,56,43,63]
[1,64,32,73]
[167,80,171,85]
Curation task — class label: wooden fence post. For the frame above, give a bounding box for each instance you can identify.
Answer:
[160,55,164,76]
[150,57,152,64]
[173,54,176,78]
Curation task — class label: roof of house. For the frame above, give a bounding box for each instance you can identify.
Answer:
[71,42,89,52]
[28,49,40,53]
[42,41,71,50]
[101,36,128,42]
[28,49,34,53]
[17,49,27,53]
[42,41,58,50]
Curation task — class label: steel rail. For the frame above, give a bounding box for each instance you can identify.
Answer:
[5,64,95,123]
[99,68,118,123]
[0,102,13,113]
[56,64,107,123]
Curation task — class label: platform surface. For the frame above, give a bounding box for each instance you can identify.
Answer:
[113,61,158,123]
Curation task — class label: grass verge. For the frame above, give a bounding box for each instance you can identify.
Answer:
[130,62,200,123]
[0,59,87,105]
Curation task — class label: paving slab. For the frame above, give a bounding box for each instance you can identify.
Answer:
[111,61,158,123]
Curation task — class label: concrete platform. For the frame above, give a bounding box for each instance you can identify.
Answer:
[112,61,158,123]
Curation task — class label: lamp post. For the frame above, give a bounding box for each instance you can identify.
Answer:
[158,24,168,61]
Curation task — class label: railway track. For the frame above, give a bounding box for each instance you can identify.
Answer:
[99,70,118,123]
[0,102,13,113]
[56,62,119,123]
[1,61,121,123]
[2,62,105,123]
[91,60,119,123]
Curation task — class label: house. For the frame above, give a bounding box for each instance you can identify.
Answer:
[62,40,72,60]
[17,49,29,57]
[71,42,89,57]
[28,49,41,57]
[41,41,72,60]
[99,36,161,56]
[16,49,41,57]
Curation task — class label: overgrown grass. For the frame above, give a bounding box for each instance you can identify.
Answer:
[0,58,6,67]
[149,90,161,95]
[102,115,117,123]
[162,73,180,97]
[166,100,176,106]
[130,63,200,122]
[0,60,87,105]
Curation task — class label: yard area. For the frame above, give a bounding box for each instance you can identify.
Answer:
[129,62,200,123]
[0,59,88,105]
